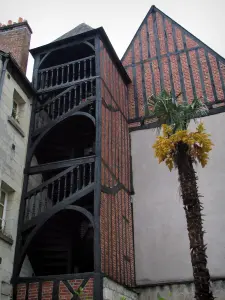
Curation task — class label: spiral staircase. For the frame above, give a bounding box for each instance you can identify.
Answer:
[15,37,97,279]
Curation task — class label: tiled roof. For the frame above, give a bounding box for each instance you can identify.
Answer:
[54,23,93,41]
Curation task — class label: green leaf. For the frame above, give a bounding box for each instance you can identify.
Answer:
[147,90,208,132]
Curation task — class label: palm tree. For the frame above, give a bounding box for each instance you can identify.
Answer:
[148,91,214,300]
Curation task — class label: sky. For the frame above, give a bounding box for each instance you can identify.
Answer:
[1,0,225,81]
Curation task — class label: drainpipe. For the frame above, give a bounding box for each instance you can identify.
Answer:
[0,55,9,101]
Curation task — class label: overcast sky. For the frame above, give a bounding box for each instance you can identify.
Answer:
[1,0,225,80]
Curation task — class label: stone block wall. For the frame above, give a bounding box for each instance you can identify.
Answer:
[103,278,138,300]
[0,68,32,298]
[137,280,225,300]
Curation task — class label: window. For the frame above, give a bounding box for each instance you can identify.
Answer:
[12,100,18,121]
[0,189,7,231]
[11,89,25,124]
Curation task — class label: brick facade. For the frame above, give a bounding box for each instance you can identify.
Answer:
[0,22,32,73]
[122,6,225,124]
[16,278,94,299]
[99,41,135,287]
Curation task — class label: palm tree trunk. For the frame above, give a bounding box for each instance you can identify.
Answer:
[176,142,214,300]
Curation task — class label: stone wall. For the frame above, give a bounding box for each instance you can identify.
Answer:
[103,278,138,300]
[0,68,32,298]
[137,280,225,300]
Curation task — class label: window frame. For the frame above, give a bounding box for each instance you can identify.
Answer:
[0,189,8,231]
[11,89,26,125]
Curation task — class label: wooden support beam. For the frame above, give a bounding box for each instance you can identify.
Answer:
[27,156,95,175]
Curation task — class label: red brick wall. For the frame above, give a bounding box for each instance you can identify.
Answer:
[0,23,32,73]
[100,190,135,287]
[99,41,135,287]
[122,7,225,123]
[16,278,93,299]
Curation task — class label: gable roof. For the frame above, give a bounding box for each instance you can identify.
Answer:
[54,23,93,42]
[122,5,225,64]
[121,4,225,123]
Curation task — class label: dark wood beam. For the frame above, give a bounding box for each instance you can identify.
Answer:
[37,76,99,94]
[182,31,197,99]
[163,15,175,98]
[138,30,148,113]
[217,59,225,98]
[27,156,95,175]
[16,272,94,283]
[195,49,207,102]
[124,46,201,69]
[172,23,187,102]
[101,79,128,122]
[153,11,164,90]
[131,43,139,119]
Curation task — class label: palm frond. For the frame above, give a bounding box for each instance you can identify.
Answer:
[147,90,209,132]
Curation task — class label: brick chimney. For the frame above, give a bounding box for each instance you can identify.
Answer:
[0,18,32,74]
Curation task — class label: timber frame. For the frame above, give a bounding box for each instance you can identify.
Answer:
[122,5,225,124]
[8,4,225,300]
[12,26,130,299]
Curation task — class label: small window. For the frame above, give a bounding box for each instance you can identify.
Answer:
[11,89,25,124]
[0,189,7,231]
[12,100,18,120]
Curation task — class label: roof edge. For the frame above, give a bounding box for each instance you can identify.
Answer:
[121,5,225,64]
[97,27,131,84]
[121,5,156,62]
[0,21,32,34]
[0,51,35,95]
[53,23,93,42]
[30,27,131,85]
[154,6,225,64]
[30,28,98,56]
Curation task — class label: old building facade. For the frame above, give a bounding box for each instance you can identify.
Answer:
[0,4,225,300]
[122,5,225,299]
[0,20,34,300]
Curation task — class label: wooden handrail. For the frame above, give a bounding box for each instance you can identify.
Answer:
[36,79,96,111]
[38,55,95,73]
[17,272,94,283]
[28,156,95,175]
[25,157,95,198]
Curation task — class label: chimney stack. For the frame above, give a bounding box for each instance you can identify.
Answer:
[0,18,32,74]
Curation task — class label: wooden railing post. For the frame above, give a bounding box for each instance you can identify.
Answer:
[24,157,95,223]
[34,78,96,131]
[37,55,95,91]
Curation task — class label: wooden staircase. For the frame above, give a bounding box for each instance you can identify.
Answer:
[34,77,96,135]
[28,209,93,276]
[24,157,95,224]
